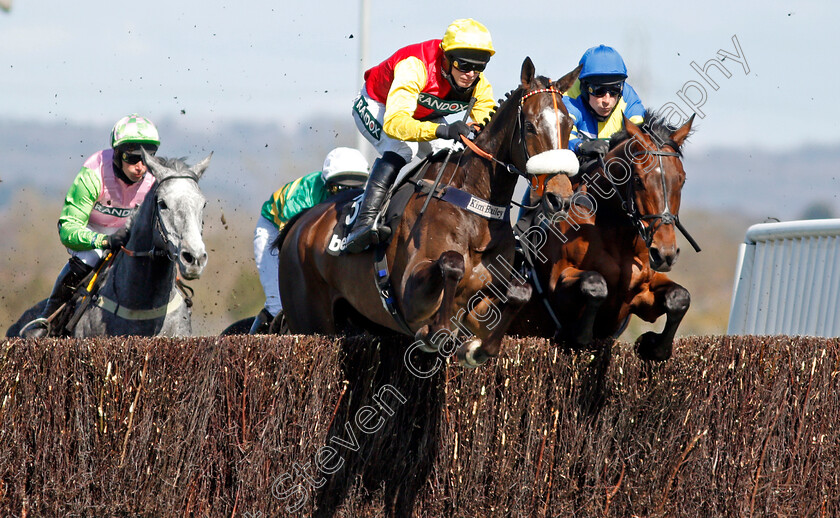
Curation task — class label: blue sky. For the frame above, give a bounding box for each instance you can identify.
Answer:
[1,0,837,151]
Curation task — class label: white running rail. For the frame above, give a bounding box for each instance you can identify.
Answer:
[728,219,840,336]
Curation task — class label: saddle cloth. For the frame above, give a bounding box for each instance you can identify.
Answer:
[326,156,435,256]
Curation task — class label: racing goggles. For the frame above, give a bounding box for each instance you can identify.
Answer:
[121,146,158,164]
[451,57,487,73]
[587,83,624,98]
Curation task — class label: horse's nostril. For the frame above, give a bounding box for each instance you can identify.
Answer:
[649,247,662,264]
[182,251,194,265]
[543,193,568,213]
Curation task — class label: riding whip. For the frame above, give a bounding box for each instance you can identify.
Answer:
[420,97,476,215]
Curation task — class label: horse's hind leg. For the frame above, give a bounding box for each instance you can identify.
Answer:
[404,251,465,351]
[631,273,690,362]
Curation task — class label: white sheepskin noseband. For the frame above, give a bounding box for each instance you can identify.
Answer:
[525,149,580,177]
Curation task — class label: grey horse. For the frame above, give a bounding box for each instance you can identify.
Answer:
[8,151,211,337]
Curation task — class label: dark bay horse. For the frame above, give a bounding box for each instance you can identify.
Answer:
[8,152,211,337]
[510,112,696,362]
[277,58,581,367]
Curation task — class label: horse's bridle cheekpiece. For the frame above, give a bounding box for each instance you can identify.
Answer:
[599,139,701,253]
[120,174,199,259]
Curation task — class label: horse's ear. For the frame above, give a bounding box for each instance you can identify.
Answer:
[192,152,213,180]
[670,113,695,147]
[520,57,535,88]
[142,148,166,180]
[554,63,582,93]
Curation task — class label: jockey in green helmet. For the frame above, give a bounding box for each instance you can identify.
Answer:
[20,114,160,338]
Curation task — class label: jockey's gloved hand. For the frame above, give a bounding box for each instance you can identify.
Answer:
[105,228,129,250]
[578,139,609,157]
[435,120,471,141]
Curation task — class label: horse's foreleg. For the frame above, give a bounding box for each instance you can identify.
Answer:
[286,285,336,334]
[556,268,608,347]
[456,280,532,367]
[631,273,690,362]
[404,251,465,351]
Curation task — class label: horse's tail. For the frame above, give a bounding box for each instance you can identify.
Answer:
[270,209,311,253]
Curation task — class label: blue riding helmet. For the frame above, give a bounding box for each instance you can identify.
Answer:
[579,45,628,82]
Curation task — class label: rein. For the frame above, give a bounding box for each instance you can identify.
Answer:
[420,87,566,220]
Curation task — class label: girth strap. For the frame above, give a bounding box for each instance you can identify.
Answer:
[373,244,414,336]
[95,290,184,320]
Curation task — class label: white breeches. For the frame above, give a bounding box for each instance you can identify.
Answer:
[254,216,282,316]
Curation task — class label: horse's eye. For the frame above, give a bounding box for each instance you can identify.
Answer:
[524,121,537,134]
[158,200,168,210]
[633,176,645,190]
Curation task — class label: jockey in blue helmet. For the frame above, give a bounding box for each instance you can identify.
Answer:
[562,45,646,160]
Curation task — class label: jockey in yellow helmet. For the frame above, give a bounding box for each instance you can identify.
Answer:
[346,18,496,253]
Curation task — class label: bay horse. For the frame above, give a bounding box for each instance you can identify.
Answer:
[509,112,696,362]
[277,58,581,367]
[8,151,211,337]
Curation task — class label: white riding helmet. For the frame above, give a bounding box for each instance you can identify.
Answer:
[321,147,370,187]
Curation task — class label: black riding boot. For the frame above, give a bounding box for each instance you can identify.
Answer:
[345,152,406,254]
[21,257,91,338]
[248,307,274,335]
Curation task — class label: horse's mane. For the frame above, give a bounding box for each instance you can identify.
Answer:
[608,109,693,155]
[479,75,555,129]
[270,209,308,253]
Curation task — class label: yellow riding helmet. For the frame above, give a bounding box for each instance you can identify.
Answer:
[440,18,495,56]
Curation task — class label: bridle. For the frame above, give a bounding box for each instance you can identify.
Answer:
[518,87,567,163]
[460,86,568,184]
[120,174,200,260]
[108,173,200,310]
[597,138,701,252]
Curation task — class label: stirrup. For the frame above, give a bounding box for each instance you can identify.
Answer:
[19,318,51,337]
[345,223,380,253]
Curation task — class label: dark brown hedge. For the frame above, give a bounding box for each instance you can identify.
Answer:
[0,334,837,517]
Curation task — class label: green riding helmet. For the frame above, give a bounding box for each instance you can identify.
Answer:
[110,114,161,150]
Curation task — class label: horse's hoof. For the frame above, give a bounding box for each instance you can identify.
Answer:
[19,318,50,339]
[414,325,438,353]
[456,339,489,368]
[634,331,672,362]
